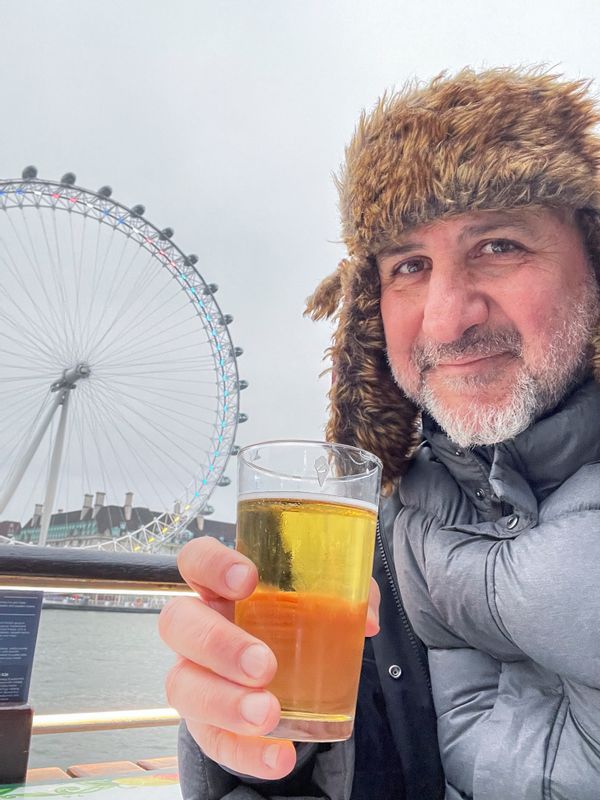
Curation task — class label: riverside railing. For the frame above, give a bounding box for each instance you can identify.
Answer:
[0,545,190,785]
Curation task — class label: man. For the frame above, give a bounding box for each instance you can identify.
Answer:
[159,68,600,799]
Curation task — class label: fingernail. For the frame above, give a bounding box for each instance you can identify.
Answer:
[240,692,272,726]
[263,743,280,769]
[240,643,272,679]
[225,563,251,592]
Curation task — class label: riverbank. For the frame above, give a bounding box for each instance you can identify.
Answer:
[42,594,166,614]
[42,601,160,614]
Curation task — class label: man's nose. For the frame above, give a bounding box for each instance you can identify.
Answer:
[421,268,488,343]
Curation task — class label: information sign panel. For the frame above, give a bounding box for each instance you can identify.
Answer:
[0,591,43,704]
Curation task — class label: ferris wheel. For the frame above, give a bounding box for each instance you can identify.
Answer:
[0,167,246,552]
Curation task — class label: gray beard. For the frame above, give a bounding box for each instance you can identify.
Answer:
[389,277,600,448]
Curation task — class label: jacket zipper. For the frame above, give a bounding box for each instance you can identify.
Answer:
[376,519,432,691]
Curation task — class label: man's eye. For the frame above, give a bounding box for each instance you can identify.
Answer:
[394,258,428,275]
[481,239,519,255]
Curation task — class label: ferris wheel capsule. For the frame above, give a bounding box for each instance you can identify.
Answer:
[22,165,38,180]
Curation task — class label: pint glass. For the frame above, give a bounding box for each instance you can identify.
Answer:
[235,440,382,742]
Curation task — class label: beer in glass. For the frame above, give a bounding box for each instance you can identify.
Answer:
[235,440,381,742]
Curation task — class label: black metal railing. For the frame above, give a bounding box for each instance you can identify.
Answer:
[0,545,185,593]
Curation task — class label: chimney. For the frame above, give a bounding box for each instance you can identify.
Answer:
[81,493,93,520]
[92,491,106,519]
[124,492,133,522]
[32,503,43,527]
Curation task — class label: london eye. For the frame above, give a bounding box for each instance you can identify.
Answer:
[0,167,245,552]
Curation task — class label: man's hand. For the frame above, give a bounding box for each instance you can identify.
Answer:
[159,536,381,780]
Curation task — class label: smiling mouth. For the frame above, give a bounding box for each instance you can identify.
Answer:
[433,352,516,370]
[439,353,504,365]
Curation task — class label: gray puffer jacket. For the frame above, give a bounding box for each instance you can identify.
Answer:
[395,378,600,799]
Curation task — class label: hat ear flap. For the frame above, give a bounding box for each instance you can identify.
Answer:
[573,209,600,381]
[322,257,421,491]
[305,262,346,321]
[592,329,600,382]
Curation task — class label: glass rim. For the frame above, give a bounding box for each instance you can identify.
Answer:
[238,438,383,481]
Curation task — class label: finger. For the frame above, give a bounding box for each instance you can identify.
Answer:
[166,658,281,736]
[159,596,277,687]
[365,577,381,637]
[186,719,297,781]
[177,536,258,605]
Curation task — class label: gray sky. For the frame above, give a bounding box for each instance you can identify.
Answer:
[0,0,598,523]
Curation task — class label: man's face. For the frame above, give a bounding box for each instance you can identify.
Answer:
[377,207,600,447]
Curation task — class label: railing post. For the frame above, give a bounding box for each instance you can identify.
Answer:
[0,703,33,783]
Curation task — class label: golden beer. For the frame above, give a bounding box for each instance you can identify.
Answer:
[235,492,377,741]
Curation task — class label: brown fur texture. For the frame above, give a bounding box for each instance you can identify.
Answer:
[305,67,600,491]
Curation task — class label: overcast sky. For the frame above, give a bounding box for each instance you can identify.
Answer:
[0,0,598,523]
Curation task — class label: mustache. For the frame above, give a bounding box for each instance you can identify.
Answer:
[411,327,523,371]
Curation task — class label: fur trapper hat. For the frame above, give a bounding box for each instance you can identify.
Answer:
[306,67,600,490]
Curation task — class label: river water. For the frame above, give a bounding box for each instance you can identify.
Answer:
[28,608,179,770]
